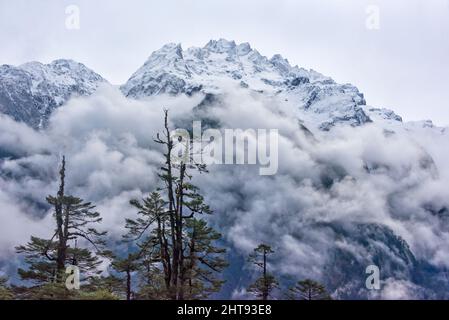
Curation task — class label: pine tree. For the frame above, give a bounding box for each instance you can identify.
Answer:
[247,244,278,300]
[287,279,332,300]
[15,156,107,296]
[135,250,168,299]
[15,237,58,284]
[182,218,227,299]
[126,191,170,297]
[83,275,125,299]
[125,110,227,300]
[112,253,140,300]
[135,268,167,300]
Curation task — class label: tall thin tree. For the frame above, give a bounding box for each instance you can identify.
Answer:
[287,279,332,300]
[125,110,227,300]
[247,244,278,300]
[16,156,107,290]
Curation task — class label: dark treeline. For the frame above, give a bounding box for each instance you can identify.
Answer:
[0,110,331,300]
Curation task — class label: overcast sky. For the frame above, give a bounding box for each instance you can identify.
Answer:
[0,0,448,125]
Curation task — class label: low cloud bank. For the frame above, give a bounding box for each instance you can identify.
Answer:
[1,84,449,298]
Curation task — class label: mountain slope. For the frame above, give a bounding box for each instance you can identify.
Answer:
[122,39,370,130]
[1,40,448,299]
[0,59,106,129]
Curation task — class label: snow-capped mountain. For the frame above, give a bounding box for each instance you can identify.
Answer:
[0,59,106,129]
[122,39,370,131]
[0,39,440,134]
[1,39,448,299]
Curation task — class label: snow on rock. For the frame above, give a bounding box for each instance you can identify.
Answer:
[121,39,370,131]
[1,39,445,136]
[0,59,106,129]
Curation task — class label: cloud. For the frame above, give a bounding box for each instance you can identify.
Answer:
[0,187,53,258]
[376,278,425,300]
[1,84,449,297]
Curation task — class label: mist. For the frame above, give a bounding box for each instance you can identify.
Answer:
[1,83,448,298]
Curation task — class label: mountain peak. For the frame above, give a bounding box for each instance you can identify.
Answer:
[236,42,252,55]
[270,54,291,75]
[49,58,86,70]
[121,39,372,130]
[0,59,106,129]
[151,43,184,59]
[204,39,237,53]
[203,39,253,56]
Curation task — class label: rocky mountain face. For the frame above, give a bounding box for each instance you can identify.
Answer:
[1,39,448,299]
[120,42,448,298]
[0,59,106,129]
[121,39,371,131]
[0,39,423,133]
[0,39,438,134]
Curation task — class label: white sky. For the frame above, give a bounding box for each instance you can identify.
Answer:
[0,0,448,125]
